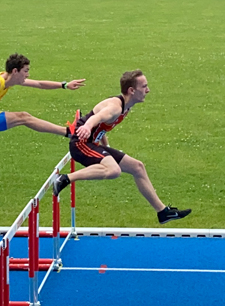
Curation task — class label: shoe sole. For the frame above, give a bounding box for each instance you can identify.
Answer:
[159,216,181,224]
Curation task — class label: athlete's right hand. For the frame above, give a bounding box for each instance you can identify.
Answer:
[76,125,91,140]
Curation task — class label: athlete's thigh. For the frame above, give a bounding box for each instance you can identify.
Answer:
[101,145,125,164]
[0,112,7,131]
[4,111,22,129]
[69,141,111,167]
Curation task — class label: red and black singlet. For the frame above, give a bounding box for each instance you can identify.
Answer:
[75,95,129,143]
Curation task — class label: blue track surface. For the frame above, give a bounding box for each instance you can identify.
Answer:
[9,235,225,305]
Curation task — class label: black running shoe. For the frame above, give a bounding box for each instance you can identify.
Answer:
[53,174,70,196]
[157,206,192,224]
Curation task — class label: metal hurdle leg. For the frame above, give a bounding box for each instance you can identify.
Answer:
[29,201,40,306]
[70,109,80,238]
[0,242,4,306]
[0,238,9,306]
[3,239,9,306]
[52,191,62,270]
[70,157,76,238]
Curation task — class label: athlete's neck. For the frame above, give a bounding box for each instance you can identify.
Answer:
[3,73,19,88]
[122,94,136,110]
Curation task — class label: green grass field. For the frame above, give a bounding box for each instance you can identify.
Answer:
[0,0,225,229]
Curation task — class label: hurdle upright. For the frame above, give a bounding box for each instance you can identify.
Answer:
[0,199,38,306]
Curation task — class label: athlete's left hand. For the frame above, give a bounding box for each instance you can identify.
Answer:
[77,124,91,140]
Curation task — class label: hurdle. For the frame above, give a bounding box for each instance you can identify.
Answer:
[0,151,76,306]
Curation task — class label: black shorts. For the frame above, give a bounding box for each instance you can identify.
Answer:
[69,139,125,167]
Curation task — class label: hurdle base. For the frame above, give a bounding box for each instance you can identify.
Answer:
[53,258,62,271]
[9,302,31,306]
[70,229,77,238]
[9,264,53,271]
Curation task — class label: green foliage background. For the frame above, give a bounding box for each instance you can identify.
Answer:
[0,0,225,229]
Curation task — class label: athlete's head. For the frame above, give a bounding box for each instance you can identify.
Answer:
[5,53,30,73]
[120,70,144,95]
[120,70,150,102]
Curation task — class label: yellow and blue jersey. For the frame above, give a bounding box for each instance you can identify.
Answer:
[0,72,10,100]
[0,72,9,131]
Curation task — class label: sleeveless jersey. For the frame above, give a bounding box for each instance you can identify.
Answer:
[76,95,129,143]
[0,72,10,100]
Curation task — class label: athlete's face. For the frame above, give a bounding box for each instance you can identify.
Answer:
[133,75,150,102]
[13,65,30,84]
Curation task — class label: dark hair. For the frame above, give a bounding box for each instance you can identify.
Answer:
[120,69,143,95]
[5,53,30,73]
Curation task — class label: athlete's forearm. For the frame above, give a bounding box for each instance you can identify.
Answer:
[22,79,62,89]
[38,81,63,89]
[76,115,101,140]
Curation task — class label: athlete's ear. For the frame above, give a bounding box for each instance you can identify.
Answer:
[11,68,18,75]
[128,87,135,95]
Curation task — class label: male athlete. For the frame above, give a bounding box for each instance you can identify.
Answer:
[0,53,85,136]
[53,69,192,224]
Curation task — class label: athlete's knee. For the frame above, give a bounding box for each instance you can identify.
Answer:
[14,111,33,125]
[105,165,121,179]
[19,112,32,122]
[5,111,34,129]
[132,159,146,176]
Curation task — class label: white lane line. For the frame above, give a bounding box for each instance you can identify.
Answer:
[60,267,225,273]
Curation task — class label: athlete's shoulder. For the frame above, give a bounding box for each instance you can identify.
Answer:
[111,95,125,114]
[105,95,124,106]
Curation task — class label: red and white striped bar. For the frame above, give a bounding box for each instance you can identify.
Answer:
[35,171,57,202]
[54,151,71,173]
[4,200,33,242]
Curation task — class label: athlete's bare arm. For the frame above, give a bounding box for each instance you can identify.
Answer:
[22,78,86,90]
[77,97,122,140]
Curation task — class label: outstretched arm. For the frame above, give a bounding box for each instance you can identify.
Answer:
[21,78,86,90]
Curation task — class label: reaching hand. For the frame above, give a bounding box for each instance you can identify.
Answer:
[67,79,86,90]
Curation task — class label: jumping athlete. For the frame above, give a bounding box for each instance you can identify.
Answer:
[0,53,85,136]
[53,69,192,224]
